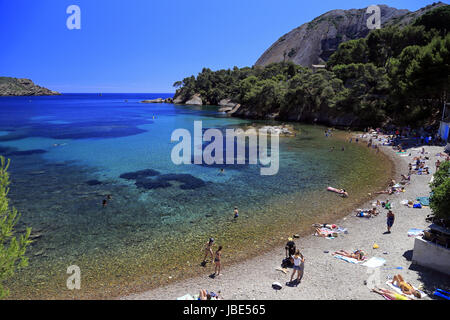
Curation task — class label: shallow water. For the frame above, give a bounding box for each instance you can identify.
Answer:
[0,94,392,299]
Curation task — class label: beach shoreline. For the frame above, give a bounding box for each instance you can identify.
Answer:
[120,133,450,300]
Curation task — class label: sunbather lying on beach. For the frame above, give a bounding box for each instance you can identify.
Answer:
[332,250,366,261]
[312,223,337,229]
[315,228,337,237]
[199,289,222,300]
[392,274,421,298]
[375,188,394,195]
[372,287,411,300]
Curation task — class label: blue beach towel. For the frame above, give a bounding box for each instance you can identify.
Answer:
[416,197,430,206]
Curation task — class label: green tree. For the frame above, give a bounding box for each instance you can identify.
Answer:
[429,160,450,221]
[414,5,450,34]
[0,156,32,299]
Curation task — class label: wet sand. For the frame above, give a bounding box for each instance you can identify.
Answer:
[122,137,450,300]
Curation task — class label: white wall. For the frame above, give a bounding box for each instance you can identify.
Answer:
[412,236,450,276]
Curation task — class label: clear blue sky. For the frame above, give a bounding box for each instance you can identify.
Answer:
[0,0,435,93]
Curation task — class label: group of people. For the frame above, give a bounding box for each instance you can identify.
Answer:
[202,238,223,277]
[284,238,305,285]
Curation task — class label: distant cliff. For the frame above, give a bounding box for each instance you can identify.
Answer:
[255,2,447,67]
[0,77,60,96]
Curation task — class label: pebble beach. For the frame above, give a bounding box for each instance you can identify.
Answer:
[122,135,450,300]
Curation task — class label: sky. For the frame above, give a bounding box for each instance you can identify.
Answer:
[0,0,437,93]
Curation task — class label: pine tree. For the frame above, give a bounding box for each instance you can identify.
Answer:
[0,156,32,299]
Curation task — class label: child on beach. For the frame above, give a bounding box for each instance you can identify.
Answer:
[290,249,305,284]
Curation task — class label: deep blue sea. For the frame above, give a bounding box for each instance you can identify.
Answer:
[0,94,390,298]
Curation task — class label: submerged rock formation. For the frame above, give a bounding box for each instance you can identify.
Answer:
[0,77,60,96]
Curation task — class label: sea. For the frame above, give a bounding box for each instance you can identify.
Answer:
[0,93,392,299]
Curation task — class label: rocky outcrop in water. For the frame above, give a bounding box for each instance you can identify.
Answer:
[141,97,174,104]
[0,77,60,96]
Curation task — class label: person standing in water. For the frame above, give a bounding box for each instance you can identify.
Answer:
[214,246,223,277]
[233,207,239,219]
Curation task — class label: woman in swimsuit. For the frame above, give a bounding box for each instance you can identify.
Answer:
[372,287,411,300]
[290,249,305,284]
[202,238,215,264]
[333,249,365,261]
[214,246,223,276]
[392,274,421,298]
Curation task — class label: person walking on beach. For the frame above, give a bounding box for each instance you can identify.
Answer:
[202,238,215,264]
[386,210,395,233]
[214,246,223,277]
[289,249,305,284]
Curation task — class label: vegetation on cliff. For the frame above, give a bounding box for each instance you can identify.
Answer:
[173,5,450,128]
[0,77,60,96]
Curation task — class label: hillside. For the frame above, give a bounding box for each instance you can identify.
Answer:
[255,2,447,67]
[0,77,60,96]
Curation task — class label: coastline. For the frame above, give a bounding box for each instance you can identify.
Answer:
[121,135,449,300]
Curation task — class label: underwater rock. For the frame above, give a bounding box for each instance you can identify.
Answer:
[134,173,206,190]
[119,169,160,180]
[7,149,47,156]
[135,178,171,190]
[86,179,103,186]
[158,174,206,190]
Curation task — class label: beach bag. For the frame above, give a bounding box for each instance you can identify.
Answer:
[413,203,422,209]
[281,257,293,268]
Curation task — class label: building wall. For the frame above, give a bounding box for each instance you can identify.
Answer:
[412,236,450,276]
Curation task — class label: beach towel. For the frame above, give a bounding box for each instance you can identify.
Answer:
[177,294,195,300]
[315,227,336,237]
[335,227,348,234]
[332,254,364,264]
[407,228,424,237]
[362,257,386,268]
[416,197,430,206]
[434,289,450,300]
[386,280,428,299]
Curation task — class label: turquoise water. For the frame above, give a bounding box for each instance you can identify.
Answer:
[0,94,390,299]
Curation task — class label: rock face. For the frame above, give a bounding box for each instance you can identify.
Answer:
[254,2,447,67]
[218,98,240,112]
[0,77,60,96]
[185,94,203,106]
[173,96,184,104]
